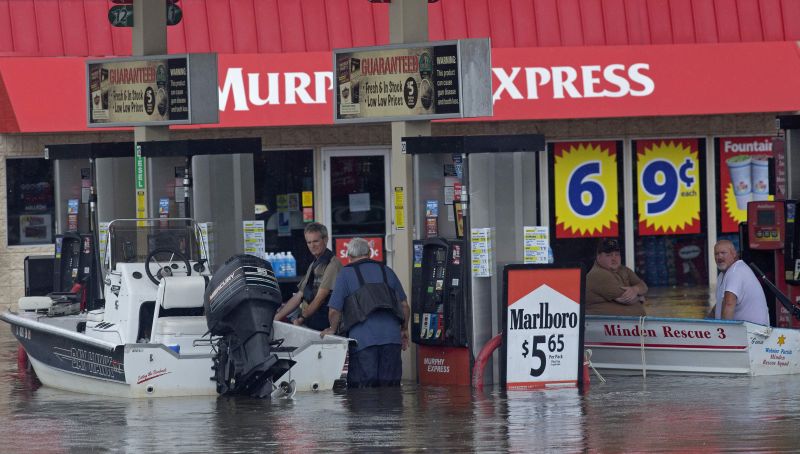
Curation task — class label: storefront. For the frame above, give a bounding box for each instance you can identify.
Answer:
[2,4,800,313]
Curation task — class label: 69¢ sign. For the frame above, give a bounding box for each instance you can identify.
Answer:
[504,266,584,390]
[636,139,702,235]
[553,142,620,238]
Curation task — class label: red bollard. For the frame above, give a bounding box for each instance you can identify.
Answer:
[472,333,503,389]
[582,361,591,389]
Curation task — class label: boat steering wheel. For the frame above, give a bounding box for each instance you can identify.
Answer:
[145,247,192,285]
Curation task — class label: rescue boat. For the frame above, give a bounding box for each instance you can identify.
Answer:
[1,218,349,398]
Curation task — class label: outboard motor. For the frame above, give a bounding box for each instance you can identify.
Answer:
[204,254,294,398]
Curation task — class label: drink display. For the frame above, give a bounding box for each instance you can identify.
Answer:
[726,155,752,210]
[751,156,770,201]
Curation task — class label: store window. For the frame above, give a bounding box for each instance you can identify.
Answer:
[329,155,386,237]
[6,158,55,246]
[252,150,315,273]
[632,139,707,288]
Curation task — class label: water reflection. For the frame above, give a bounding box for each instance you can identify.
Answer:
[644,286,713,319]
[3,323,800,452]
[506,388,586,452]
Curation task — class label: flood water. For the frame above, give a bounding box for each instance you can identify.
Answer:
[2,288,800,453]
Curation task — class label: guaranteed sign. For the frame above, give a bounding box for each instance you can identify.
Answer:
[86,53,218,127]
[333,39,491,123]
[504,266,585,390]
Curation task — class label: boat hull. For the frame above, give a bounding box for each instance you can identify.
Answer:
[3,310,348,398]
[585,315,800,376]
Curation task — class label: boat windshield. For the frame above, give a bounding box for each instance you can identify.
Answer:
[103,218,210,273]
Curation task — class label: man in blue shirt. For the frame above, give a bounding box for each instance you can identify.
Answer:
[321,237,410,387]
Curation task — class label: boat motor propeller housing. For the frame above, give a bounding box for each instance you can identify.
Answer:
[204,254,294,398]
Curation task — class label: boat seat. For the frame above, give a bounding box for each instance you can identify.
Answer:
[18,296,53,311]
[155,276,207,309]
[151,276,207,342]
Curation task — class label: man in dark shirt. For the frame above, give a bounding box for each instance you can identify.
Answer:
[274,222,342,330]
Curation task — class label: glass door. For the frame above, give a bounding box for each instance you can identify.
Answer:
[322,148,391,266]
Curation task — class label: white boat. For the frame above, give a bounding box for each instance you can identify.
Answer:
[1,218,349,398]
[585,315,800,375]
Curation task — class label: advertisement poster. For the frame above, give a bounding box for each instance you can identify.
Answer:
[553,141,619,238]
[277,210,290,237]
[471,228,493,277]
[303,207,314,223]
[287,193,300,211]
[505,266,584,390]
[334,236,384,265]
[67,199,79,231]
[99,221,110,266]
[158,198,170,218]
[197,222,214,263]
[394,187,405,230]
[19,214,52,244]
[243,220,265,260]
[636,139,701,235]
[88,56,189,125]
[302,191,313,208]
[335,44,460,121]
[523,226,550,264]
[717,136,774,233]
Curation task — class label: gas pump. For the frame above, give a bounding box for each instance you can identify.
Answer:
[742,200,800,327]
[50,160,94,309]
[406,134,545,386]
[411,238,468,346]
[47,142,136,310]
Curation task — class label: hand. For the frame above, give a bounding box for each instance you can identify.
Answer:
[615,286,640,305]
[401,331,409,351]
[320,327,336,338]
[293,316,304,326]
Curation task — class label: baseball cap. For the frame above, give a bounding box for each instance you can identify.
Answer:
[597,238,621,254]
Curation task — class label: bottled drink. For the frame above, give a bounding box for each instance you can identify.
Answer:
[286,251,296,277]
[275,252,286,278]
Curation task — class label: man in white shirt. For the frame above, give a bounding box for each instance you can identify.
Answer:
[708,240,769,325]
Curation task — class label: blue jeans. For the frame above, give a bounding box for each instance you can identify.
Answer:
[347,344,402,388]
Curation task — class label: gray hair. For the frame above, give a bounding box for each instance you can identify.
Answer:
[304,222,328,239]
[346,237,371,258]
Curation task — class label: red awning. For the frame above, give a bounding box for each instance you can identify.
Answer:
[3,0,800,57]
[2,41,800,133]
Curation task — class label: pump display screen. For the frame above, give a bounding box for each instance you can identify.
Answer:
[757,209,776,226]
[747,201,785,250]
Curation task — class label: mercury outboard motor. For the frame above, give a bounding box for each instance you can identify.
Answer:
[204,254,294,398]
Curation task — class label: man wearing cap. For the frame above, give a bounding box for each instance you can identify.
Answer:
[585,238,648,316]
